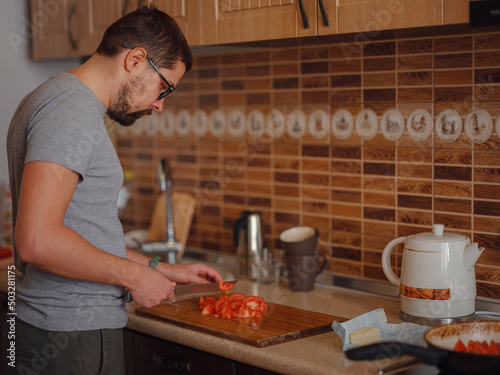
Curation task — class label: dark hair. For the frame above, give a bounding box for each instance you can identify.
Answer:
[97,6,192,72]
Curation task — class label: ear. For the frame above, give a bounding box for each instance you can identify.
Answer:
[123,47,147,73]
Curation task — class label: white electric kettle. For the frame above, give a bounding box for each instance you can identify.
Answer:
[382,224,484,325]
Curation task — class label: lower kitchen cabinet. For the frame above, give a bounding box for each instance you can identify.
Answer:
[124,329,279,375]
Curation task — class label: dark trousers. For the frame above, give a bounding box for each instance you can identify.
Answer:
[3,318,125,375]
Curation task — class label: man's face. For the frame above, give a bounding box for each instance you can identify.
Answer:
[107,77,152,127]
[108,60,186,127]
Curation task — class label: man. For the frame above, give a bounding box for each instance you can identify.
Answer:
[6,6,222,374]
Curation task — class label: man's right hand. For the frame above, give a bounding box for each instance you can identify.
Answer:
[126,264,176,308]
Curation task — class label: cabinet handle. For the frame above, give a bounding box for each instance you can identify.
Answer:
[152,353,191,371]
[318,0,330,26]
[297,0,310,29]
[67,4,77,50]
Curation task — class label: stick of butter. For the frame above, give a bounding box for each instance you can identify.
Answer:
[349,326,381,346]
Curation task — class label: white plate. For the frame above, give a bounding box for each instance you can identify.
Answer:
[176,110,192,136]
[407,108,433,142]
[192,109,208,137]
[308,109,330,139]
[464,108,493,144]
[266,109,286,139]
[380,109,405,141]
[159,110,176,136]
[208,109,226,137]
[355,109,379,140]
[331,109,354,140]
[286,109,307,139]
[247,110,266,138]
[435,108,462,143]
[227,110,246,137]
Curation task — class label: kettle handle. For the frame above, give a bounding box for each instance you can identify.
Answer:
[233,216,247,247]
[381,236,406,286]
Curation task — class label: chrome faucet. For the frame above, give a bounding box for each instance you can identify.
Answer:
[141,158,182,264]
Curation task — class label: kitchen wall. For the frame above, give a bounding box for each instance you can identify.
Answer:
[115,27,500,302]
[0,0,79,186]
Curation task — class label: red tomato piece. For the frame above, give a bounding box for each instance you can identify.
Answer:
[454,339,467,352]
[219,282,234,292]
[200,304,215,316]
[243,296,260,310]
[198,293,269,320]
[230,292,247,301]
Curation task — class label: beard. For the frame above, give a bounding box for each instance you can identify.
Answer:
[107,80,153,127]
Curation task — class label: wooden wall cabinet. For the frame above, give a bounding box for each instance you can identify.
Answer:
[151,0,217,46]
[31,0,133,60]
[337,0,470,35]
[30,1,471,60]
[215,0,338,44]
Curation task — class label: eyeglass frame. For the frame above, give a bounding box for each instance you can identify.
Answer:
[123,42,175,101]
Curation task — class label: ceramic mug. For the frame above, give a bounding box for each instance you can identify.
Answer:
[285,253,327,292]
[279,226,319,256]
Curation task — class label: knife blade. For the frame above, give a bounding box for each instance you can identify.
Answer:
[124,280,237,302]
[174,280,238,296]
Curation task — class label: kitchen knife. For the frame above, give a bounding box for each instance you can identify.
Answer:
[175,280,237,296]
[124,280,238,302]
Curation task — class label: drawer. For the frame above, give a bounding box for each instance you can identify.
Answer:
[131,331,215,375]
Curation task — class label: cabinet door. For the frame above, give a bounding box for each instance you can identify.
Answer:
[338,0,443,34]
[317,0,337,35]
[84,0,123,55]
[131,331,215,375]
[152,0,215,46]
[31,0,89,60]
[216,0,317,44]
[444,0,469,25]
[123,0,151,16]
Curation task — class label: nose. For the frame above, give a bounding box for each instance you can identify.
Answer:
[152,98,164,112]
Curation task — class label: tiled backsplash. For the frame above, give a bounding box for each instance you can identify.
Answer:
[115,28,500,301]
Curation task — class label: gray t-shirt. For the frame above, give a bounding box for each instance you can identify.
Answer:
[7,73,128,331]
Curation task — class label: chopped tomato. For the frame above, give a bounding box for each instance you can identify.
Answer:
[199,296,217,309]
[219,282,234,292]
[200,304,215,316]
[453,339,467,352]
[230,292,247,301]
[454,339,500,355]
[198,293,269,320]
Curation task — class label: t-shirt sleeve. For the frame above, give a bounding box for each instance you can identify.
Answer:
[25,91,103,180]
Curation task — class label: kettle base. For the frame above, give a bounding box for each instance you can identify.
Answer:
[401,311,475,326]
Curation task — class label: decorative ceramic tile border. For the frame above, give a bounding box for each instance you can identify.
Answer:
[115,107,498,146]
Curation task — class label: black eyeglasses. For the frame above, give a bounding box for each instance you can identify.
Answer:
[123,42,175,101]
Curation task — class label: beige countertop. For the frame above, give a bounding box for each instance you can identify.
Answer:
[126,278,412,375]
[0,255,425,374]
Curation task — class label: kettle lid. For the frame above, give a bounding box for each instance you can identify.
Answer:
[411,224,467,243]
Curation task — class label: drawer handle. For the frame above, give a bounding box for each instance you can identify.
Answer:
[152,353,191,371]
[318,0,330,26]
[67,4,77,50]
[298,0,310,29]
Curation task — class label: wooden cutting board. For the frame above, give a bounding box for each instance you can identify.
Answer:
[135,297,346,347]
[147,191,196,262]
